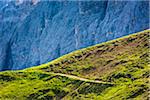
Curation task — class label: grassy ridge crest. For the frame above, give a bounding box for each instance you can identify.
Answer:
[0,29,149,100]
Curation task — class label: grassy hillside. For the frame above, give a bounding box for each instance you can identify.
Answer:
[0,29,149,100]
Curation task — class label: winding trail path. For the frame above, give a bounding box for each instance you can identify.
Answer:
[46,72,115,85]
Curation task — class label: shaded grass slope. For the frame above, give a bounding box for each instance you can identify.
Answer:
[0,29,149,100]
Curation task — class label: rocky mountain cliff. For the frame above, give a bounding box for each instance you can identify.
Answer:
[0,0,149,70]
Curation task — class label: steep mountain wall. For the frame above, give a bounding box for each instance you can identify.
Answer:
[0,1,149,70]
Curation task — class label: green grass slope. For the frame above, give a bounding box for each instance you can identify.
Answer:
[0,29,149,100]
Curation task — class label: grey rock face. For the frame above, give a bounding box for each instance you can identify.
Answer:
[0,1,149,70]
